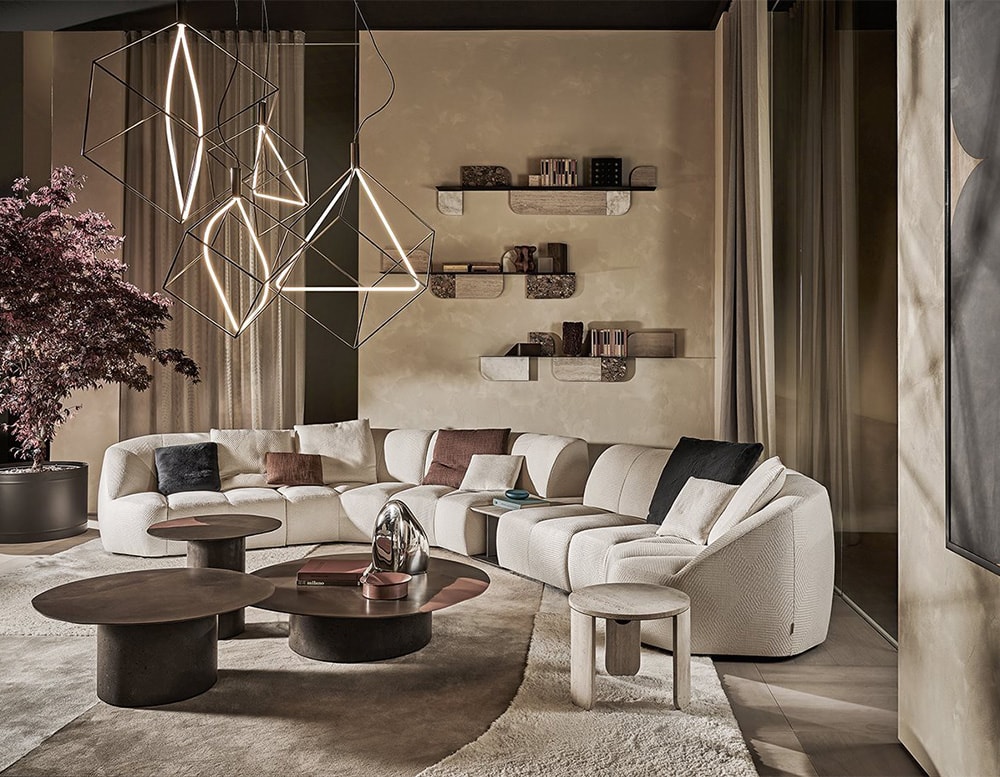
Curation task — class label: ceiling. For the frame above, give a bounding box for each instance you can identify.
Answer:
[0,1,732,32]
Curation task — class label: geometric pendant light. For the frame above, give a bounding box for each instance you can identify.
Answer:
[83,22,278,224]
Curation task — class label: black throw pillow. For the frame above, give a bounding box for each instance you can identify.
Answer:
[154,442,222,496]
[645,437,763,525]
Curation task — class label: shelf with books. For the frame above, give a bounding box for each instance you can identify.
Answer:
[479,354,677,383]
[429,272,576,299]
[436,165,657,216]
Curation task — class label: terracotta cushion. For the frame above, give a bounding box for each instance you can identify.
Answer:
[422,428,510,489]
[265,452,324,487]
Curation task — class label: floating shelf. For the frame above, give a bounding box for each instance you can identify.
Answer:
[437,166,657,216]
[429,273,576,299]
[479,354,675,383]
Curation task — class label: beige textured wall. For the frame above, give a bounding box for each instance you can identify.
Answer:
[357,31,717,447]
[45,33,125,513]
[898,2,1000,774]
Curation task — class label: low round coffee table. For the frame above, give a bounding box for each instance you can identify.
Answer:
[147,514,282,637]
[32,568,274,707]
[253,553,490,662]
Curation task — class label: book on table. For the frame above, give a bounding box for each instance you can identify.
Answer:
[492,496,550,510]
[296,558,369,586]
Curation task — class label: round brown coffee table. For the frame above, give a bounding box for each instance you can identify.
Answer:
[32,568,274,708]
[147,514,282,637]
[253,553,490,662]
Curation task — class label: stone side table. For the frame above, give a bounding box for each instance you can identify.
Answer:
[568,582,691,710]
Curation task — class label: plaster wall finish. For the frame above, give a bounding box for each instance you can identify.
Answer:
[898,2,1000,774]
[45,33,125,513]
[356,31,716,447]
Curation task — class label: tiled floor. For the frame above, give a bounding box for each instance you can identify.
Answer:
[716,598,925,776]
[3,530,924,777]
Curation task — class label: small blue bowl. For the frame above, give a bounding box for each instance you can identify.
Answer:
[505,489,530,500]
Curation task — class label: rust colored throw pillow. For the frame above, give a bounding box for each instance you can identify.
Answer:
[422,428,511,489]
[265,452,324,487]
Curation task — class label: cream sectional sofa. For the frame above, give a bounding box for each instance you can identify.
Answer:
[98,428,589,558]
[98,427,834,658]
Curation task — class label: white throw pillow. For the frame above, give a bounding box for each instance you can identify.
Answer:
[707,456,787,544]
[294,419,377,485]
[656,477,739,544]
[459,454,525,491]
[211,429,294,489]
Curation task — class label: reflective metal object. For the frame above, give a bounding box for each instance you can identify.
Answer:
[371,500,429,575]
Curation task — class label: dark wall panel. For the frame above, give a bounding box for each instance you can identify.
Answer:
[302,32,359,423]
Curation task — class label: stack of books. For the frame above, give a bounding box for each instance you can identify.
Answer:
[296,558,369,587]
[539,158,578,187]
[492,495,550,510]
[589,328,628,357]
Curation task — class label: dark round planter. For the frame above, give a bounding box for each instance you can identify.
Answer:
[0,462,89,543]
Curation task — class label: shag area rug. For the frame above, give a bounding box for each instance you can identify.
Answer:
[0,540,755,777]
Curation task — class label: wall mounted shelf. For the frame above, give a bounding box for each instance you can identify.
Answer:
[436,166,657,216]
[479,354,675,383]
[429,273,576,299]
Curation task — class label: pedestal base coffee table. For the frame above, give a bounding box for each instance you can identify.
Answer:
[32,568,274,707]
[253,553,490,662]
[147,514,282,637]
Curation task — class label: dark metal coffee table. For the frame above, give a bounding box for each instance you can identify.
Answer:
[147,514,282,637]
[32,568,274,707]
[253,553,490,662]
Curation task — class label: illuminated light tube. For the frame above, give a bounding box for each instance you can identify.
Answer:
[199,199,240,332]
[164,24,205,222]
[250,123,308,207]
[274,166,423,294]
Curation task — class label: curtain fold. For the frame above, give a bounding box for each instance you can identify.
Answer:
[120,29,306,436]
[720,0,777,454]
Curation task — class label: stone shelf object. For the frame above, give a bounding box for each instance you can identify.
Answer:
[551,357,629,383]
[429,273,575,299]
[480,356,533,382]
[436,166,656,216]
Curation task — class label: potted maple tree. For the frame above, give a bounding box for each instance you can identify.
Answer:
[0,167,198,542]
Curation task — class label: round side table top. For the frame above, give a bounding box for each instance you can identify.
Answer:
[568,583,690,620]
[253,553,490,620]
[32,568,275,626]
[147,514,282,542]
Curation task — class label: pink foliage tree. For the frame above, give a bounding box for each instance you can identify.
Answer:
[0,167,199,469]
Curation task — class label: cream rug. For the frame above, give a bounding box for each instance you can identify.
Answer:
[420,587,756,777]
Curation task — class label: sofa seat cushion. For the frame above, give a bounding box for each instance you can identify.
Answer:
[567,523,660,590]
[603,537,705,586]
[433,490,506,556]
[495,504,605,576]
[165,487,287,548]
[389,484,456,545]
[277,485,343,545]
[527,513,645,591]
[339,482,414,542]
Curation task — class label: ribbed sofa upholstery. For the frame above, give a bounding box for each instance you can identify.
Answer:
[98,428,589,557]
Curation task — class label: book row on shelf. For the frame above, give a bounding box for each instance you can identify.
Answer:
[538,158,579,187]
[590,328,628,357]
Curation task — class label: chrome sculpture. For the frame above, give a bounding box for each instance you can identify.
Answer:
[371,500,429,575]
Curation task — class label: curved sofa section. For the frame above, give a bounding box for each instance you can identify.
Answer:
[97,429,835,658]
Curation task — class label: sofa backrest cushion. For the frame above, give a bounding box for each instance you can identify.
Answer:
[510,433,590,498]
[211,428,295,488]
[584,445,671,518]
[377,428,436,484]
[645,437,763,525]
[294,419,377,485]
[422,428,511,488]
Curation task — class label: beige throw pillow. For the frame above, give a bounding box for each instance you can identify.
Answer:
[707,456,787,544]
[656,477,739,544]
[294,419,377,485]
[459,454,525,491]
[211,428,295,489]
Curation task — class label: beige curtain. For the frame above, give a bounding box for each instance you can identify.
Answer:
[121,29,306,436]
[720,0,777,454]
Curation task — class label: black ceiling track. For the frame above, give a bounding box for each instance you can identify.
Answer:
[0,1,732,32]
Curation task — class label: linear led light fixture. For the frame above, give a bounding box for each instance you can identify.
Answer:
[164,23,204,222]
[250,105,308,208]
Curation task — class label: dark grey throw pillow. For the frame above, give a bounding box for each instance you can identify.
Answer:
[645,437,763,525]
[154,442,222,496]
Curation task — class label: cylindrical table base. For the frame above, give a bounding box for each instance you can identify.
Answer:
[97,617,218,707]
[189,538,245,639]
[288,613,432,662]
